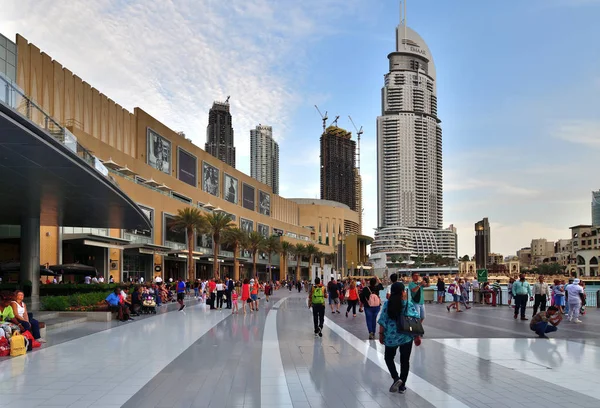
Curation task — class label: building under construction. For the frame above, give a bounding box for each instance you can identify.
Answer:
[320,126,360,232]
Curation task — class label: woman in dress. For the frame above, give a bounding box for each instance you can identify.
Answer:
[241,278,251,314]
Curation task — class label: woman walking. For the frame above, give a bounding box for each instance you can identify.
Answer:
[216,279,225,310]
[447,280,462,312]
[360,277,384,340]
[436,277,446,304]
[378,282,418,394]
[241,279,251,314]
[345,280,360,318]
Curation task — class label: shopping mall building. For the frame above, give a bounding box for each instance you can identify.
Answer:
[0,33,370,285]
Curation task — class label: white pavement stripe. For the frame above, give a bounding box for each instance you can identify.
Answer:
[0,303,228,407]
[261,296,293,408]
[324,318,470,408]
[433,338,600,401]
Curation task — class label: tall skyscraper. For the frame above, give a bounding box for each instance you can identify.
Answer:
[320,126,357,214]
[205,101,236,168]
[376,20,442,229]
[250,125,279,194]
[593,190,600,226]
[475,217,490,269]
[370,8,456,263]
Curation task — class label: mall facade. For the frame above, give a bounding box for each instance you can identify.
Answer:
[0,34,367,283]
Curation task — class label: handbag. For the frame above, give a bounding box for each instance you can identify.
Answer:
[396,303,424,336]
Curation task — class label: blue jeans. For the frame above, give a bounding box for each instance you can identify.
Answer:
[531,321,557,336]
[364,306,380,334]
[194,288,199,298]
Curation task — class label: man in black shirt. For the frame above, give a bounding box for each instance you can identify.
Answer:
[327,277,341,314]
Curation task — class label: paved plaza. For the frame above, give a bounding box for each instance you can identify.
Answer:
[1,290,600,408]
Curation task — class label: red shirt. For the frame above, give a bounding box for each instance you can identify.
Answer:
[209,281,216,293]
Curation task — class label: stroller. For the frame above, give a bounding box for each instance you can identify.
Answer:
[141,294,157,314]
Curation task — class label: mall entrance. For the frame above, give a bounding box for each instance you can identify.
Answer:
[164,257,187,281]
[122,249,153,283]
[62,241,107,279]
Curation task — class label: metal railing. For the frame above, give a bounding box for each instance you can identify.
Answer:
[0,72,110,182]
[431,288,598,308]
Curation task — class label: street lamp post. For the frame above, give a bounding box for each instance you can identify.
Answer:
[338,232,347,277]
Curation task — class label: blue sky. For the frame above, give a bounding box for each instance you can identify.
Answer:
[2,0,600,256]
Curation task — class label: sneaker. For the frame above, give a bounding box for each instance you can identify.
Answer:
[368,333,374,340]
[128,317,135,321]
[568,316,572,322]
[389,378,403,393]
[520,317,528,321]
[414,336,421,347]
[36,338,47,343]
[318,328,323,337]
[179,305,186,312]
[398,385,407,394]
[574,319,582,323]
[538,334,549,339]
[336,310,340,314]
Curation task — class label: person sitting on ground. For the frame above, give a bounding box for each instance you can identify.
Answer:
[530,305,562,338]
[1,291,26,337]
[105,288,132,322]
[11,290,45,342]
[130,286,143,315]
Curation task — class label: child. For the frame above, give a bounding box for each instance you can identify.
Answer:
[231,290,239,314]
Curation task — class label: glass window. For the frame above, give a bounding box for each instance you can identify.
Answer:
[6,51,15,66]
[0,46,6,60]
[164,215,186,244]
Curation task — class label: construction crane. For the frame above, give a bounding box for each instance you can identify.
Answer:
[329,115,340,128]
[225,95,230,104]
[314,105,328,134]
[348,115,363,173]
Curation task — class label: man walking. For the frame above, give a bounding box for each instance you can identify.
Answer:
[532,275,550,316]
[567,279,584,323]
[225,276,234,309]
[308,277,327,337]
[176,278,186,311]
[512,273,532,320]
[327,277,341,314]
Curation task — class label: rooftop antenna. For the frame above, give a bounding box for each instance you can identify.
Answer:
[314,105,328,134]
[348,115,363,174]
[225,95,230,104]
[404,0,407,48]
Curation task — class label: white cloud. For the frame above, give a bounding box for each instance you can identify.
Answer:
[553,120,600,148]
[0,0,368,174]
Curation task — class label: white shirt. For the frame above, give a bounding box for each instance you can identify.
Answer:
[533,282,551,296]
[140,277,144,283]
[84,276,91,284]
[98,277,104,283]
[91,277,99,284]
[472,280,480,289]
[216,283,225,291]
[566,284,584,302]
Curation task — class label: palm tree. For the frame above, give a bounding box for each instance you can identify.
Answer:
[247,231,265,278]
[223,227,248,281]
[280,241,293,280]
[169,208,208,283]
[263,235,282,282]
[294,243,306,281]
[204,212,235,279]
[305,244,320,282]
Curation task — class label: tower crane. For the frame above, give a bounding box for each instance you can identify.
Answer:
[348,115,363,173]
[328,115,340,128]
[314,105,328,134]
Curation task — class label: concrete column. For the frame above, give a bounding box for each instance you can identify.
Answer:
[20,216,40,310]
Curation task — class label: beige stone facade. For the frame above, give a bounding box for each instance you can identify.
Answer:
[12,35,360,282]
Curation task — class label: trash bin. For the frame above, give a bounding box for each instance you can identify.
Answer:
[424,288,435,304]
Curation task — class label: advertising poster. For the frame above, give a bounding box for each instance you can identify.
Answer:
[202,161,219,197]
[147,128,171,174]
[177,147,197,187]
[224,173,238,204]
[240,218,254,234]
[258,191,271,216]
[258,224,269,237]
[242,183,255,211]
